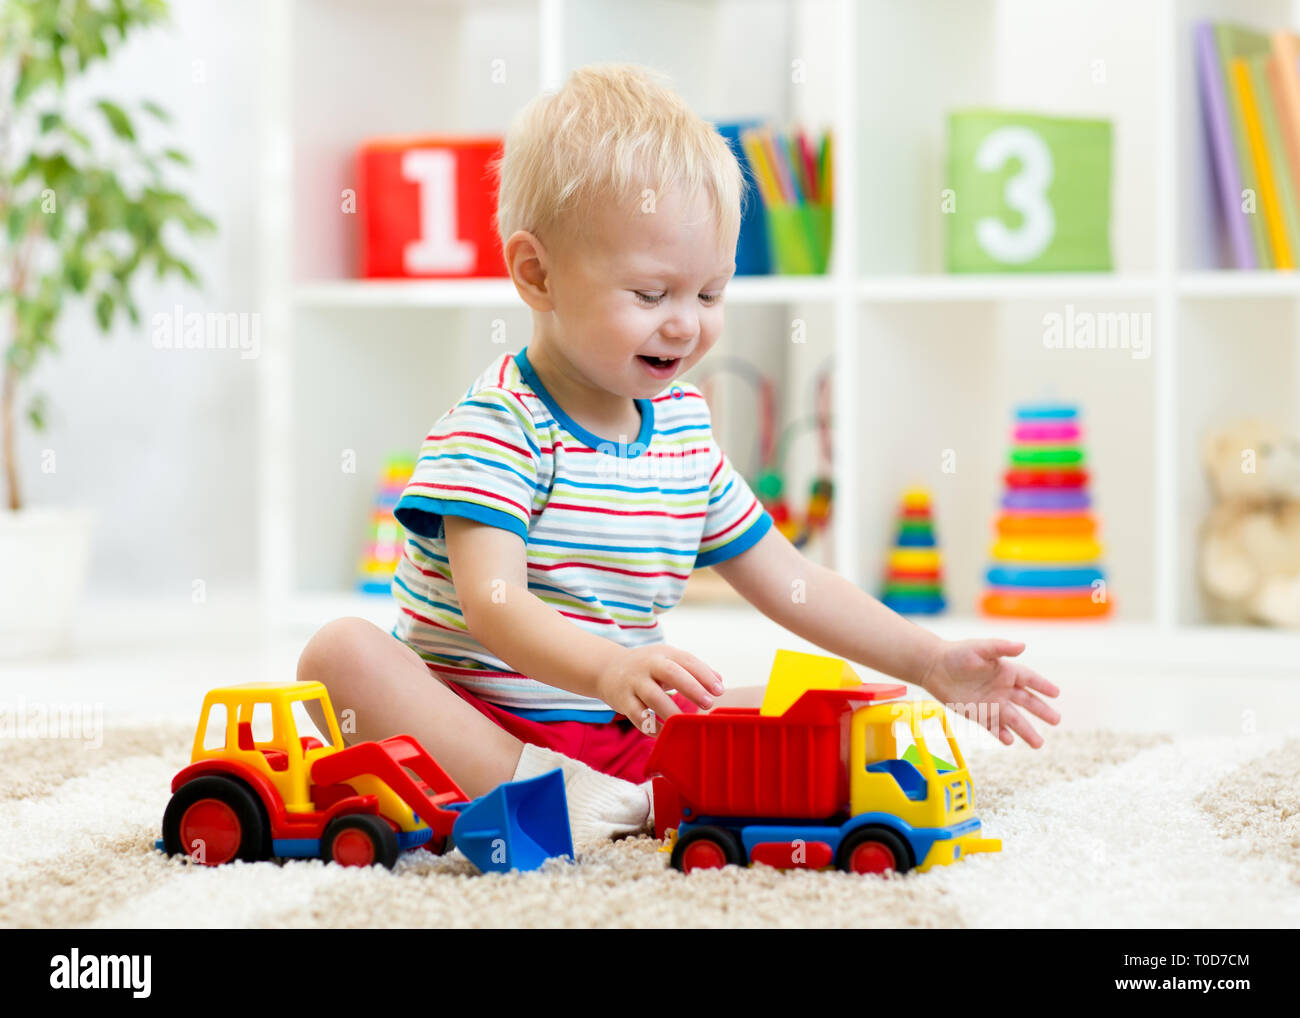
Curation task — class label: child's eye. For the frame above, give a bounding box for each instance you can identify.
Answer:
[635,291,722,306]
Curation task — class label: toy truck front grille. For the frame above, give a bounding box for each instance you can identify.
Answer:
[947,777,970,813]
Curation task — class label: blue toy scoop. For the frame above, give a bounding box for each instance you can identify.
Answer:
[451,768,573,873]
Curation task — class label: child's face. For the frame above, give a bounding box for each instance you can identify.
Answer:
[544,187,736,399]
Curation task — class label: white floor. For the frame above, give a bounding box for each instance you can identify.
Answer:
[3,596,1299,746]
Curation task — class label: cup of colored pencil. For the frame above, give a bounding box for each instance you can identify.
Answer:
[739,124,833,275]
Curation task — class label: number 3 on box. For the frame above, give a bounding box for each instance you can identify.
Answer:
[974,126,1055,264]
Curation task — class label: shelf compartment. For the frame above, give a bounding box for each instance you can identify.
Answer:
[854,297,1157,621]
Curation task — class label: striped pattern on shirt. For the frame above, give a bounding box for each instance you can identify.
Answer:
[391,345,773,717]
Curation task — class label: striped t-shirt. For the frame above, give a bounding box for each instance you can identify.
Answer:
[391,345,773,721]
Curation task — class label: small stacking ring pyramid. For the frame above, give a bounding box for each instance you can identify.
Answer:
[981,404,1112,618]
[881,487,946,614]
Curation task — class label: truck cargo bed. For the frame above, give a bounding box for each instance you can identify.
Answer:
[646,687,900,821]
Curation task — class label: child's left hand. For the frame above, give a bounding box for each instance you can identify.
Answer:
[920,639,1060,748]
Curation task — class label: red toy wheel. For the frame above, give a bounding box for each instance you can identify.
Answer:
[670,826,744,874]
[849,841,894,874]
[332,828,375,866]
[322,814,399,869]
[836,827,913,876]
[162,775,269,865]
[179,799,242,865]
[682,840,725,871]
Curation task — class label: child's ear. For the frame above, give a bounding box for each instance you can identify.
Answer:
[505,230,555,312]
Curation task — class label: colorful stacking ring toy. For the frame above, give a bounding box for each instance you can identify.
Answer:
[1002,468,1089,489]
[986,566,1104,588]
[889,549,941,572]
[883,594,946,613]
[981,592,1110,617]
[1002,490,1091,511]
[881,487,946,615]
[1014,404,1077,420]
[1010,447,1085,467]
[983,403,1111,619]
[895,523,936,547]
[1014,423,1081,443]
[997,513,1096,536]
[991,538,1103,563]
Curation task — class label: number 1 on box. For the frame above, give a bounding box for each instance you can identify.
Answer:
[401,149,476,275]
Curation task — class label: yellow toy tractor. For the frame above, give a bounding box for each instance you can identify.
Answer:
[155,681,571,872]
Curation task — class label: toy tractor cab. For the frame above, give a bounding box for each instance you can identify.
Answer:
[195,682,345,811]
[159,682,571,872]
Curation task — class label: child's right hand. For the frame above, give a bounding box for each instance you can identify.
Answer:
[596,644,725,735]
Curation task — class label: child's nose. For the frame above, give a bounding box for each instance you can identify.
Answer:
[660,307,698,339]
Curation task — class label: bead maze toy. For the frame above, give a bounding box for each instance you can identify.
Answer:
[982,403,1112,618]
[647,649,1001,875]
[698,356,834,553]
[880,487,947,614]
[756,366,833,552]
[155,681,572,873]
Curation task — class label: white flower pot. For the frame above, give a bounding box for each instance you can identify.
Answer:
[0,507,95,658]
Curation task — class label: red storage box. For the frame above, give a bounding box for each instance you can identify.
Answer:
[358,135,507,278]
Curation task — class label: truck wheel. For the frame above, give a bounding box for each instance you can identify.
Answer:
[322,814,399,869]
[422,832,449,856]
[836,827,913,876]
[671,826,744,873]
[163,775,269,866]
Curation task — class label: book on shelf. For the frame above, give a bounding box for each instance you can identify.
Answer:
[1211,23,1273,268]
[1198,21,1300,270]
[1231,56,1292,267]
[715,121,773,276]
[1196,22,1254,268]
[1267,34,1300,231]
[1246,55,1300,265]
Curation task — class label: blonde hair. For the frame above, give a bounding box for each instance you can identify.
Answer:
[492,62,745,259]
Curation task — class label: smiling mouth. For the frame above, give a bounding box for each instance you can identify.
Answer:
[638,355,679,367]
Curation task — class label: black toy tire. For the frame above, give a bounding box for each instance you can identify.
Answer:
[835,826,914,875]
[670,825,745,873]
[162,774,269,865]
[322,813,400,869]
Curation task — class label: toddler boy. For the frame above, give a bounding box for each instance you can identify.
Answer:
[298,64,1060,849]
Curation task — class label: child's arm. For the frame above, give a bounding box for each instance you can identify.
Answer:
[710,526,1061,747]
[444,515,722,723]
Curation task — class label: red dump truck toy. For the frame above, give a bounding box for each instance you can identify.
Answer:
[646,649,1002,875]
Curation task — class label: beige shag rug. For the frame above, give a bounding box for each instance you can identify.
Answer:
[2,721,1298,928]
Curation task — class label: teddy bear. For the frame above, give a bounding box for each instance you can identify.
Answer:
[1200,419,1300,627]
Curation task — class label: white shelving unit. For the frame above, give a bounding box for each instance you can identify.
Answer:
[257,0,1300,668]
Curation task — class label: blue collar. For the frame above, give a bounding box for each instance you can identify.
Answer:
[514,346,654,458]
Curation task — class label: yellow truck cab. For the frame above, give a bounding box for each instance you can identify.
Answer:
[851,699,991,869]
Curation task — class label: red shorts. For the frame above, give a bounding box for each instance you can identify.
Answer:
[443,679,699,784]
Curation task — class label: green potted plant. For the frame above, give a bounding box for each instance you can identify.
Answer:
[1,0,215,655]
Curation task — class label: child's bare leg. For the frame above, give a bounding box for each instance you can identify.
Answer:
[295,617,522,799]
